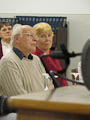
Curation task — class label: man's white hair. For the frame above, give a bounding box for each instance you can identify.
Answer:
[10,24,22,46]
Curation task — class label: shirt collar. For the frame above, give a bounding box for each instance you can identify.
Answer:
[13,48,33,60]
[1,39,10,46]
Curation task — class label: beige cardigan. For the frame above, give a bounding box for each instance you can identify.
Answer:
[0,51,54,96]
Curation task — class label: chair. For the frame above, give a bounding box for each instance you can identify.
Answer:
[71,68,79,85]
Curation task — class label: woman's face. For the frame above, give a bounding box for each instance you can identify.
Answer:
[37,30,53,52]
[0,25,12,43]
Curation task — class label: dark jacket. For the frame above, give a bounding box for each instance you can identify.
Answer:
[0,96,16,116]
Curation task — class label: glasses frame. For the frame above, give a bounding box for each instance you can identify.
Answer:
[22,33,37,39]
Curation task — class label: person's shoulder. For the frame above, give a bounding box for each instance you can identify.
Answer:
[32,54,42,64]
[0,50,18,64]
[32,54,40,60]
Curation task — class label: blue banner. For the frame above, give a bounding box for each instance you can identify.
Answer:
[16,16,67,32]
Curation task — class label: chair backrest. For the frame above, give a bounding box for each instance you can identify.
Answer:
[71,68,79,85]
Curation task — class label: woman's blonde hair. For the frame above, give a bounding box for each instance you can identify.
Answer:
[33,22,53,37]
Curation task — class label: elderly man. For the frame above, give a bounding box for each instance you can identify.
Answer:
[0,24,54,97]
[0,22,12,59]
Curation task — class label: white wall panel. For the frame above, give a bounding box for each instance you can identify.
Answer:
[0,0,90,14]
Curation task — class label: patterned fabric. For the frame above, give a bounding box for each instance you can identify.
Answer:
[16,16,67,32]
[0,18,18,27]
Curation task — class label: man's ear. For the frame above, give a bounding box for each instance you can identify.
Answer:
[14,35,20,44]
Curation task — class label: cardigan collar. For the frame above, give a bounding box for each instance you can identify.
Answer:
[13,48,33,60]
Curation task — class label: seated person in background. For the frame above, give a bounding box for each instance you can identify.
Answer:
[0,22,12,59]
[0,24,54,97]
[33,22,68,87]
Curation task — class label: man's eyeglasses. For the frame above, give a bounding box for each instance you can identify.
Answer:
[23,33,37,39]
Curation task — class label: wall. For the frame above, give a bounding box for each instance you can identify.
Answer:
[0,0,90,14]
